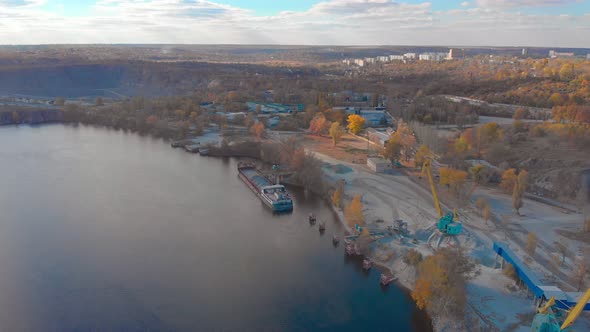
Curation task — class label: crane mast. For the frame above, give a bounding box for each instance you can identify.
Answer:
[422,159,443,219]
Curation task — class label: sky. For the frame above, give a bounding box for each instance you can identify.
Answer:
[0,0,589,47]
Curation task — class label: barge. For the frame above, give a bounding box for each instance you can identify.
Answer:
[238,162,293,212]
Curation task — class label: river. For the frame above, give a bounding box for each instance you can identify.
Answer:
[0,124,431,331]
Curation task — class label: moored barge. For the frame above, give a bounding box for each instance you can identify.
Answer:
[238,162,293,212]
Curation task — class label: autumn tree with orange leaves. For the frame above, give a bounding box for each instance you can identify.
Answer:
[250,122,266,141]
[411,248,476,318]
[345,194,364,229]
[309,114,329,136]
[439,167,468,196]
[346,114,365,134]
[500,168,517,193]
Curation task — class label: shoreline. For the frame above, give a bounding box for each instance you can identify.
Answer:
[327,199,435,332]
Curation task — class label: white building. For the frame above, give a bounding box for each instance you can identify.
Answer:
[403,53,416,60]
[419,52,447,61]
[367,157,392,173]
[353,59,365,67]
[377,56,390,62]
[389,55,404,61]
[549,50,574,58]
[364,57,376,64]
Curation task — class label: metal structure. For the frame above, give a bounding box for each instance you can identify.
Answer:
[421,160,462,247]
[531,288,590,331]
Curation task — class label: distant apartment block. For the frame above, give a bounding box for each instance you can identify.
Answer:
[389,55,405,61]
[549,50,574,58]
[419,52,448,61]
[403,53,417,59]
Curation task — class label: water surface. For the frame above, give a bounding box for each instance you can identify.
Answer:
[0,124,431,331]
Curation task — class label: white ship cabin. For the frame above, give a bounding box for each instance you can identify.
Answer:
[261,185,290,201]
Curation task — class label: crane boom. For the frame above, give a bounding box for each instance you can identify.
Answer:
[537,297,555,314]
[422,160,443,218]
[561,288,590,330]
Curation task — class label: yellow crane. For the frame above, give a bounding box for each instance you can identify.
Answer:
[421,159,443,218]
[532,288,590,331]
[421,160,462,240]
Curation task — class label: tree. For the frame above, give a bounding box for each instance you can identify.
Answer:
[250,122,266,141]
[439,168,468,196]
[454,136,469,154]
[512,170,528,215]
[11,111,19,124]
[383,136,401,163]
[345,194,364,229]
[478,122,503,147]
[331,185,343,208]
[412,278,433,310]
[469,164,486,184]
[346,114,365,134]
[390,121,416,161]
[526,232,538,256]
[146,115,159,126]
[559,63,575,81]
[482,203,491,225]
[329,122,344,146]
[500,168,517,193]
[309,114,328,136]
[403,249,423,267]
[513,108,529,120]
[549,93,565,106]
[414,145,432,168]
[244,113,255,128]
[95,97,104,106]
[555,242,570,266]
[412,248,477,317]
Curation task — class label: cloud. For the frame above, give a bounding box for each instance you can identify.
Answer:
[0,0,588,46]
[461,1,470,7]
[476,0,581,7]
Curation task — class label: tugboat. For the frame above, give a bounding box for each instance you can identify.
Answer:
[332,235,340,245]
[362,259,373,271]
[308,213,317,223]
[380,273,397,286]
[318,221,326,232]
[345,243,361,256]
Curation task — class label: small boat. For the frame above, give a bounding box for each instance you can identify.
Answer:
[332,235,340,244]
[318,221,326,232]
[380,273,397,286]
[345,244,361,256]
[171,141,185,148]
[199,148,209,156]
[362,259,372,271]
[184,144,200,153]
[308,213,316,222]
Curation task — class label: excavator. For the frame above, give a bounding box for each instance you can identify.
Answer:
[421,159,462,248]
[532,288,590,331]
